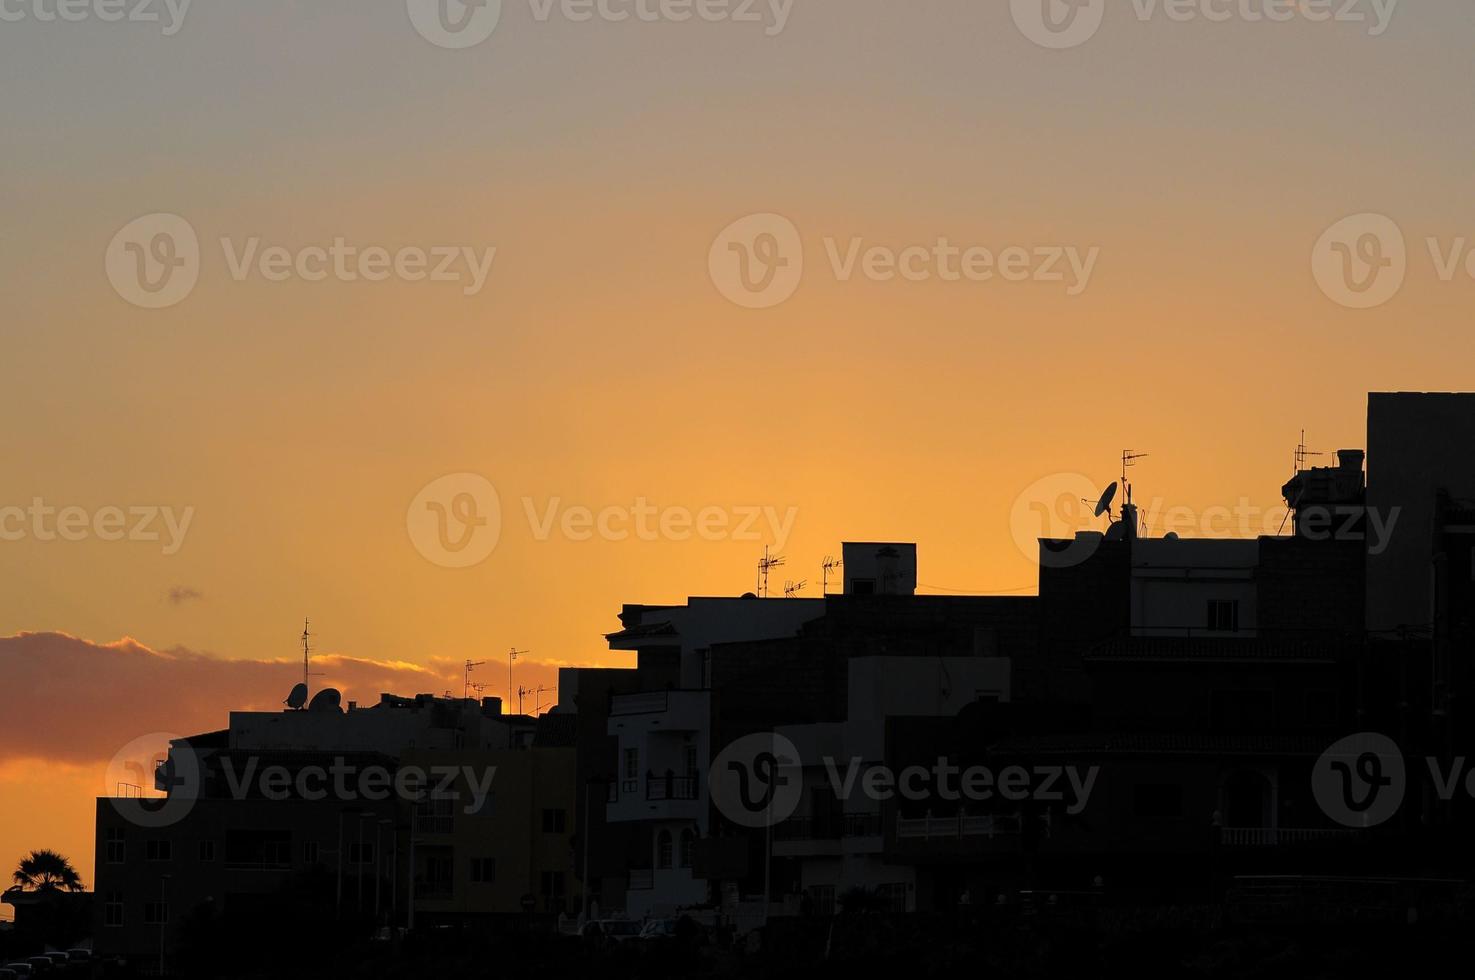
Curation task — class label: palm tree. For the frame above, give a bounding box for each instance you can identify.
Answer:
[10,850,84,894]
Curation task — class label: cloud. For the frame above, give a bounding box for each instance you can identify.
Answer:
[0,632,562,768]
[166,586,204,605]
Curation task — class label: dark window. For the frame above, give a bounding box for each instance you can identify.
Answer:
[1211,690,1274,731]
[1133,783,1184,819]
[145,839,171,862]
[877,883,907,913]
[540,870,566,912]
[104,891,124,927]
[541,809,567,834]
[198,840,216,862]
[143,901,169,926]
[225,829,292,869]
[105,828,126,864]
[1207,599,1240,633]
[301,841,319,865]
[1306,689,1338,727]
[470,857,496,883]
[656,830,673,869]
[624,748,639,779]
[678,829,694,868]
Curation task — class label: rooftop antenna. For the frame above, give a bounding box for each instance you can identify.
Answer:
[463,659,488,700]
[758,546,785,598]
[783,579,807,599]
[1294,429,1330,475]
[508,648,527,708]
[519,684,556,714]
[821,556,842,596]
[1121,450,1149,502]
[288,618,324,709]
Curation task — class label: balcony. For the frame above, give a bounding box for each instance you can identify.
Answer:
[611,692,670,716]
[1220,827,1368,847]
[646,773,699,801]
[774,813,883,857]
[895,813,1023,840]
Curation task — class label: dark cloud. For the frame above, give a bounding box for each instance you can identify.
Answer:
[0,632,557,766]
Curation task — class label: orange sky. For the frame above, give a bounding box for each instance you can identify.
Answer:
[5,1,1475,889]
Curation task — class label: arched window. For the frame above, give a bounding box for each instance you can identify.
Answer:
[678,829,694,869]
[656,830,673,869]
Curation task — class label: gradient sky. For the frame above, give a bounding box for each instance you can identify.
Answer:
[4,0,1475,888]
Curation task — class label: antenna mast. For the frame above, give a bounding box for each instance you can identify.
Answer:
[757,546,786,598]
[507,648,527,710]
[821,556,842,596]
[783,579,806,599]
[463,659,488,700]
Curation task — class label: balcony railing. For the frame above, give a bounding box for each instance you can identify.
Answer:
[611,692,670,716]
[895,813,1024,840]
[646,773,699,801]
[1220,827,1367,847]
[775,813,881,841]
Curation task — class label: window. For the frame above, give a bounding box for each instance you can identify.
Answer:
[143,901,169,926]
[684,742,698,777]
[225,829,292,869]
[808,885,836,917]
[540,871,566,912]
[678,829,694,869]
[301,841,319,865]
[624,748,639,779]
[1306,690,1338,727]
[105,828,126,864]
[1206,599,1240,633]
[198,840,216,862]
[470,857,496,883]
[146,839,171,862]
[104,891,124,927]
[541,809,567,834]
[1133,783,1184,819]
[656,830,673,869]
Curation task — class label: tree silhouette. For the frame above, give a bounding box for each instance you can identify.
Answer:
[10,850,84,893]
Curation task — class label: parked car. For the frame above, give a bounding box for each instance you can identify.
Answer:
[0,966,21,980]
[42,956,68,970]
[639,918,680,942]
[64,951,91,965]
[3,964,31,978]
[24,957,53,975]
[580,918,642,949]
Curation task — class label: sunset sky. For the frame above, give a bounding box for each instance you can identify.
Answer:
[4,0,1475,890]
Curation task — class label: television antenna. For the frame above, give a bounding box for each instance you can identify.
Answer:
[508,648,528,706]
[757,546,785,598]
[821,556,842,595]
[463,659,488,700]
[519,684,556,714]
[288,618,324,708]
[783,579,806,599]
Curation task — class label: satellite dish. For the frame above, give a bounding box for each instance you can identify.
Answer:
[307,688,342,713]
[1094,482,1119,519]
[285,683,309,710]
